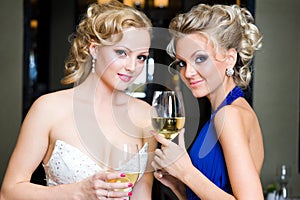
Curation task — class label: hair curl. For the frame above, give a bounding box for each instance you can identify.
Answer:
[167,4,263,89]
[61,0,152,85]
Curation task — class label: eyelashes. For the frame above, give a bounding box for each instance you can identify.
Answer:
[174,55,208,67]
[137,55,148,61]
[195,55,208,63]
[115,49,127,56]
[114,49,148,63]
[168,60,185,72]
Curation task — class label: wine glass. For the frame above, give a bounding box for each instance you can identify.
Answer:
[105,143,140,192]
[151,90,185,140]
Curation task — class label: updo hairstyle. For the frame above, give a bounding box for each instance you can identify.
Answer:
[167,4,263,89]
[61,0,152,85]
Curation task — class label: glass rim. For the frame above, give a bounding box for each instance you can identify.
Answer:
[153,90,179,94]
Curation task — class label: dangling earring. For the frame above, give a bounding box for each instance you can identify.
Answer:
[91,58,95,73]
[225,68,234,77]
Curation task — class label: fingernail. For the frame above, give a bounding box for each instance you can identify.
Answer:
[149,130,157,136]
[120,173,126,177]
[128,192,132,196]
[128,182,133,187]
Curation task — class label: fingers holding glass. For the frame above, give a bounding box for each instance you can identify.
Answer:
[104,143,140,194]
[93,172,133,199]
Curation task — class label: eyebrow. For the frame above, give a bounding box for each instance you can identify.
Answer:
[176,49,207,61]
[190,50,207,59]
[115,45,149,54]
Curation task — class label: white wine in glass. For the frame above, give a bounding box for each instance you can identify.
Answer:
[105,143,140,192]
[151,91,185,140]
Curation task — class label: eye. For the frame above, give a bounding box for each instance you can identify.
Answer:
[195,55,208,63]
[169,60,186,72]
[137,55,148,62]
[115,49,127,57]
[177,60,186,68]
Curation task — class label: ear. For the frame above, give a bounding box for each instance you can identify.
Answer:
[89,41,98,59]
[226,48,237,68]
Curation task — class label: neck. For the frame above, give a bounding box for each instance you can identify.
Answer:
[75,74,113,103]
[82,74,130,106]
[208,82,237,111]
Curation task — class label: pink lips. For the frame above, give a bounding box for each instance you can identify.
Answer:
[118,73,132,82]
[190,79,204,87]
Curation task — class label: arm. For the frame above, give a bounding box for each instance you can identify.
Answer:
[1,95,56,199]
[214,106,264,200]
[128,98,158,200]
[152,131,234,200]
[131,172,153,200]
[131,126,157,200]
[154,171,187,200]
[0,95,131,200]
[152,105,264,200]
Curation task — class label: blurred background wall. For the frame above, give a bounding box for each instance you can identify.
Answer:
[0,0,23,190]
[254,0,300,196]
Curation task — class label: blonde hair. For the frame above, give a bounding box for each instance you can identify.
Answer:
[61,0,152,85]
[167,4,263,89]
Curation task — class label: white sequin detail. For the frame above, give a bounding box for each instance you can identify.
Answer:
[43,140,148,186]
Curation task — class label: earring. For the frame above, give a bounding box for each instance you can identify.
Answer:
[91,58,95,73]
[225,68,234,77]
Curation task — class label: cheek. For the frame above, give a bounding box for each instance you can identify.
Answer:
[136,67,144,76]
[98,60,120,80]
[198,60,221,79]
[201,63,225,90]
[179,69,188,83]
[136,62,145,72]
[107,59,125,72]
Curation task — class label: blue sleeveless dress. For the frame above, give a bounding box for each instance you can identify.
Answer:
[186,86,244,200]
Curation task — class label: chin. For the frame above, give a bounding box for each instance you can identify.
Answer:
[115,84,130,92]
[192,90,207,98]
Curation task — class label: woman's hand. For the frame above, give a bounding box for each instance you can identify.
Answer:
[151,129,190,200]
[151,129,192,179]
[154,169,182,189]
[78,172,133,200]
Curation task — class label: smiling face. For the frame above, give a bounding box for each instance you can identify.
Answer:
[90,28,151,91]
[175,33,234,99]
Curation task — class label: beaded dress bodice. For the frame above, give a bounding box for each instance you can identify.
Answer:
[43,140,148,186]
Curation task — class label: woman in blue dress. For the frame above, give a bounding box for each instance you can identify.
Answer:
[151,3,264,200]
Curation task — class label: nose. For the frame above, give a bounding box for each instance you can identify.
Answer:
[124,57,136,72]
[184,63,197,78]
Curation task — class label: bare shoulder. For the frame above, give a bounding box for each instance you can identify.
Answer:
[17,89,75,150]
[215,98,264,173]
[214,98,260,139]
[127,97,156,146]
[36,88,73,102]
[28,89,74,119]
[129,96,151,109]
[128,96,151,117]
[128,96,151,123]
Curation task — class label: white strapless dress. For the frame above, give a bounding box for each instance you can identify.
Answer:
[43,140,148,186]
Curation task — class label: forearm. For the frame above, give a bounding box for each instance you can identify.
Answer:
[181,166,235,200]
[131,186,152,200]
[171,181,188,200]
[131,173,153,200]
[1,182,81,200]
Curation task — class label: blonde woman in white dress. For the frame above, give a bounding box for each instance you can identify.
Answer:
[1,1,156,199]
